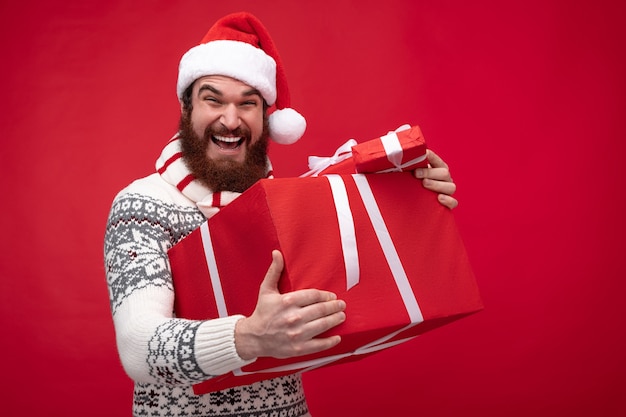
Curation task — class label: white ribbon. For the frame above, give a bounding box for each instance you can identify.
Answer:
[381,132,404,169]
[200,222,229,317]
[389,123,411,134]
[300,139,357,177]
[375,154,428,173]
[326,175,360,290]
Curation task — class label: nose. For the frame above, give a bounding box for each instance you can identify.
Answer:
[219,104,241,131]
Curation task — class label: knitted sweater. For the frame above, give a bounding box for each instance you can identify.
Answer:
[104,137,309,417]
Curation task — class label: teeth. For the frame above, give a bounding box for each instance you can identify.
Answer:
[214,135,242,143]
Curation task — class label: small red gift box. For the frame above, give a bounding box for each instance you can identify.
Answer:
[302,125,429,176]
[169,172,482,394]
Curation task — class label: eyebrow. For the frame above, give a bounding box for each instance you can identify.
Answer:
[197,83,262,99]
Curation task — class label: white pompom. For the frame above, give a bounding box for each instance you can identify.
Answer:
[268,108,307,145]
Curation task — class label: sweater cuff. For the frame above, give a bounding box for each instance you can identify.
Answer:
[194,315,256,376]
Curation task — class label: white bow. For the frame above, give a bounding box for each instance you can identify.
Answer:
[300,139,357,177]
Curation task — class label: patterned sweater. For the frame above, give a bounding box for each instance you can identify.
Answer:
[104,137,309,416]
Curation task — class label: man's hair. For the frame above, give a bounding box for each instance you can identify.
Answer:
[181,84,194,112]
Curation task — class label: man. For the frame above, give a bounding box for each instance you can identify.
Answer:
[104,12,457,417]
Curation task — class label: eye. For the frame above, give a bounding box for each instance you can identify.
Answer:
[241,99,259,107]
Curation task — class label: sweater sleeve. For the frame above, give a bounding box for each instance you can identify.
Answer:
[104,187,255,385]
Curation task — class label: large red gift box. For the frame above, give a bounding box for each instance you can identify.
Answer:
[169,172,482,394]
[302,125,429,176]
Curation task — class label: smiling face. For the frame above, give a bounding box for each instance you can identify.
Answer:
[189,75,266,163]
[179,75,270,193]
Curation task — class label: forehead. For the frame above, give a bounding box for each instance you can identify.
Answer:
[193,75,258,95]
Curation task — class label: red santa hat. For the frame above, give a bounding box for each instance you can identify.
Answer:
[176,12,306,145]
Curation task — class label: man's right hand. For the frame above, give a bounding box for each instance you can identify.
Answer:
[234,250,347,361]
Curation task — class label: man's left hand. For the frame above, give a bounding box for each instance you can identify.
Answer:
[414,149,458,210]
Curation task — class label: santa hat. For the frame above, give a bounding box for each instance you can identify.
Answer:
[176,12,306,145]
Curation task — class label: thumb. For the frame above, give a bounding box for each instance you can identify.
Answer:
[259,250,284,294]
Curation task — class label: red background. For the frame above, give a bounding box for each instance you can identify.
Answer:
[1,1,625,416]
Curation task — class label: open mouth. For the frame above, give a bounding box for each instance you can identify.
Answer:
[212,135,245,150]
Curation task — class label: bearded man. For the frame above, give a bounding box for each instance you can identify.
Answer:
[104,12,457,417]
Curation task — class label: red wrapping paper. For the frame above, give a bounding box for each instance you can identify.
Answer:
[302,125,429,176]
[169,172,482,394]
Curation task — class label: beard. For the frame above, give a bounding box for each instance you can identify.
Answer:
[178,110,270,193]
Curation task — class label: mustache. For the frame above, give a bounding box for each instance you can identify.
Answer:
[203,124,251,142]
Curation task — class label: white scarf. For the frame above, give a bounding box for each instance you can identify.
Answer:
[156,133,274,218]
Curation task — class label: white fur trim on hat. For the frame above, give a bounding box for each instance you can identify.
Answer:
[177,40,277,104]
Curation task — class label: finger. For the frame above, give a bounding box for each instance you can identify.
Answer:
[417,166,453,182]
[437,194,459,210]
[284,310,346,353]
[282,287,340,308]
[306,335,343,352]
[422,177,457,196]
[294,298,346,323]
[426,149,448,169]
[281,334,343,358]
[422,178,458,209]
[259,250,284,294]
